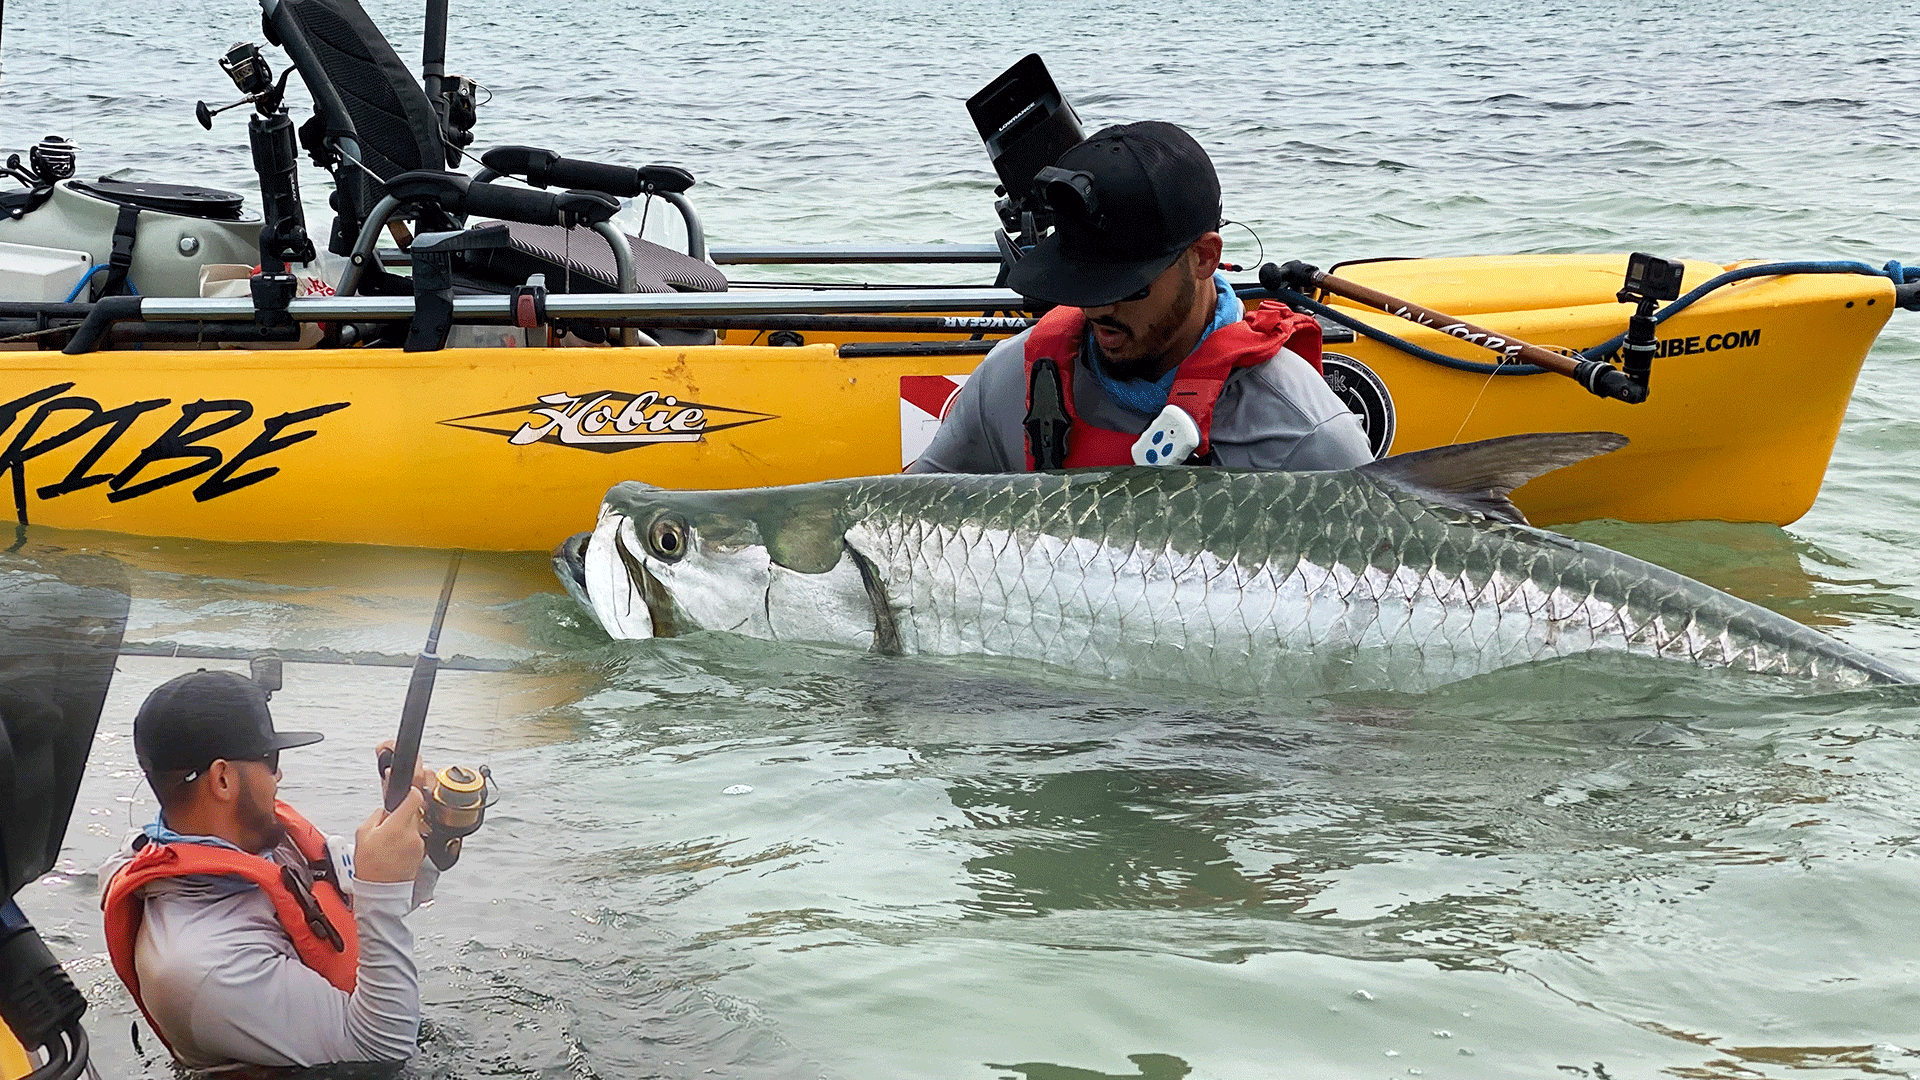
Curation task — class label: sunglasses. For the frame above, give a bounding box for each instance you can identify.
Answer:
[181,747,279,783]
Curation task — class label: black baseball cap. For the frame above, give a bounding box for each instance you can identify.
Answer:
[1007,120,1223,308]
[133,669,323,775]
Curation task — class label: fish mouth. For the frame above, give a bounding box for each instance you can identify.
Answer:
[551,531,595,614]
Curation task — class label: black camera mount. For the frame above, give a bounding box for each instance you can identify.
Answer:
[1615,252,1685,393]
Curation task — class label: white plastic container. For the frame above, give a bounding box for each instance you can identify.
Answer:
[0,240,93,301]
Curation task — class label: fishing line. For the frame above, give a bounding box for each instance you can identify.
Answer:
[124,776,147,833]
[336,151,387,187]
[1446,344,1583,445]
[1221,219,1263,272]
[1447,359,1507,445]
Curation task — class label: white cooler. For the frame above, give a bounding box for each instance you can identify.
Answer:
[0,240,94,302]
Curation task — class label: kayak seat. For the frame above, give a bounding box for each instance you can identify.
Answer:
[262,0,722,326]
[460,223,727,295]
[265,0,452,240]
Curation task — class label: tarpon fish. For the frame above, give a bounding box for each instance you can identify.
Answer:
[553,433,1911,693]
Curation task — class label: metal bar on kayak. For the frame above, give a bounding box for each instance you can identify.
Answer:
[709,244,1002,264]
[604,313,1034,334]
[131,287,1029,322]
[1260,261,1647,404]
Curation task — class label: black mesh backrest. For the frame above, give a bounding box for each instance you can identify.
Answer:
[264,0,446,222]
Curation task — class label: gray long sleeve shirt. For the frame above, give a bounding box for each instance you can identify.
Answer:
[105,829,438,1069]
[907,325,1374,474]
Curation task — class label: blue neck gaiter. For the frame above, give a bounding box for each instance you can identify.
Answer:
[1084,271,1240,417]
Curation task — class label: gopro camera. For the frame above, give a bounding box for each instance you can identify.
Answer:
[1622,252,1685,302]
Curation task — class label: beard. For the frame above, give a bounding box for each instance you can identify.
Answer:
[238,768,287,852]
[1090,270,1201,381]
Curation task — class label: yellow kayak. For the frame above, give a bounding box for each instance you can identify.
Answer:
[0,254,1894,551]
[1,1025,28,1080]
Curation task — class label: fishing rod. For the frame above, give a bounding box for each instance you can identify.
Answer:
[380,552,492,870]
[1259,260,1649,403]
[592,313,1035,335]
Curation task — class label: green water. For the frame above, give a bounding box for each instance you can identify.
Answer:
[6,0,1920,1076]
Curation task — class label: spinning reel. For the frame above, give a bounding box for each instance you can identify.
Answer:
[1,135,79,194]
[376,751,497,872]
[420,763,494,871]
[196,42,296,129]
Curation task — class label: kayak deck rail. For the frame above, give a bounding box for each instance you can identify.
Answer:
[57,287,1032,353]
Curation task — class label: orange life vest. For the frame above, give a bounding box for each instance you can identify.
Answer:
[1022,299,1324,469]
[103,801,359,1051]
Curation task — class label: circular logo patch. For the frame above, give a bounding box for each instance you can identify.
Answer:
[1320,353,1396,459]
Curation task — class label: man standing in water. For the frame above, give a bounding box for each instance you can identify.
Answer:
[911,121,1372,473]
[101,669,440,1067]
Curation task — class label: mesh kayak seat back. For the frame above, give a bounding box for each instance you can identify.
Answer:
[260,0,725,301]
[465,224,727,294]
[263,0,448,237]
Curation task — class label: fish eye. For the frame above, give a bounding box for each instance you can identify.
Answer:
[647,514,690,562]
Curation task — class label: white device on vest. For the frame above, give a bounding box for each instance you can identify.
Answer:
[1132,404,1201,467]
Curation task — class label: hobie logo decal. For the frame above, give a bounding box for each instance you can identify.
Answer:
[441,390,775,454]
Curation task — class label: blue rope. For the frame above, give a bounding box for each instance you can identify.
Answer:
[1240,258,1916,378]
[63,265,107,303]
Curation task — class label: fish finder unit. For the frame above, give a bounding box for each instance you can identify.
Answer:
[969,54,1085,260]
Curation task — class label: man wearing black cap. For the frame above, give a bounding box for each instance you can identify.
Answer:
[911,121,1372,474]
[100,669,438,1068]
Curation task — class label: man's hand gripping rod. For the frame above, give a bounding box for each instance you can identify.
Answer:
[380,554,491,870]
[1260,261,1648,403]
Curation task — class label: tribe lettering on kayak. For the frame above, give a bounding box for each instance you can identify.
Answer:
[1647,329,1762,357]
[0,382,349,523]
[440,389,775,453]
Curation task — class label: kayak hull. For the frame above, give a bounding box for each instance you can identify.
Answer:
[0,255,1891,551]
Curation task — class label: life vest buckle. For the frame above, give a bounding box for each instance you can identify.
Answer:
[280,864,345,952]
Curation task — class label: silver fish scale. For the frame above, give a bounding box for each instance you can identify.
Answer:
[811,468,1903,692]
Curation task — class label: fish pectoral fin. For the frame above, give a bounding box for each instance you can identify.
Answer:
[1359,431,1628,524]
[842,543,902,656]
[764,514,848,574]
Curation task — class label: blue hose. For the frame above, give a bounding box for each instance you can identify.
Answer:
[1239,258,1917,378]
[62,265,107,303]
[61,264,139,303]
[1577,259,1914,360]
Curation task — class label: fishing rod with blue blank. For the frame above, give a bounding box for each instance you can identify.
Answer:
[376,553,495,871]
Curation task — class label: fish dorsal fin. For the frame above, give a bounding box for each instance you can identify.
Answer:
[1358,432,1628,525]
